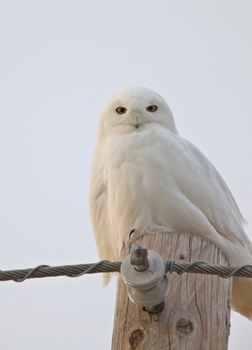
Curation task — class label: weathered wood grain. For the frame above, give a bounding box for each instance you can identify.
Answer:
[112,232,231,350]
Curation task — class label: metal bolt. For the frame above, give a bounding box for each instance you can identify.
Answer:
[130,244,149,272]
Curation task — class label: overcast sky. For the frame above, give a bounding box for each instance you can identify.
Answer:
[0,1,252,349]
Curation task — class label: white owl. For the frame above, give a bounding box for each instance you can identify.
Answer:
[89,86,252,319]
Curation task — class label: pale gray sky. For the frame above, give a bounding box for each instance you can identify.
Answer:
[0,1,251,349]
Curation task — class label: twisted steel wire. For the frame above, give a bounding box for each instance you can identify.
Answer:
[1,259,252,283]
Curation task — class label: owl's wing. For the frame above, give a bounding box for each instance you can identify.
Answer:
[89,145,116,262]
[173,136,252,250]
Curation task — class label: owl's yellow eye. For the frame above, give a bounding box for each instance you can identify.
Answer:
[115,106,127,115]
[146,105,158,112]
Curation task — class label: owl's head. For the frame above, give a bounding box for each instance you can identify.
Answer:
[98,87,178,140]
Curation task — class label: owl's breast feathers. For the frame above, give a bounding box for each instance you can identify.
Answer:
[90,124,252,262]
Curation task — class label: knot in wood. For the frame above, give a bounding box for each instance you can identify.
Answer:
[129,328,145,349]
[176,318,194,334]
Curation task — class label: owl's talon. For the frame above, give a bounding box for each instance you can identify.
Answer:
[129,229,135,238]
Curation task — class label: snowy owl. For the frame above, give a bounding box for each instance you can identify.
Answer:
[89,86,252,319]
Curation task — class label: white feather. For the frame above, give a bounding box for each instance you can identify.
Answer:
[89,86,252,318]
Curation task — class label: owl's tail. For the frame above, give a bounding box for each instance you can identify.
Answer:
[222,240,252,320]
[103,272,113,286]
[232,277,252,319]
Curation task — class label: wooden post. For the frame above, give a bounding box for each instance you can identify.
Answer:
[112,232,231,350]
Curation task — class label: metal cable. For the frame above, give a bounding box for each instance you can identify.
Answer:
[1,259,252,283]
[164,259,252,277]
